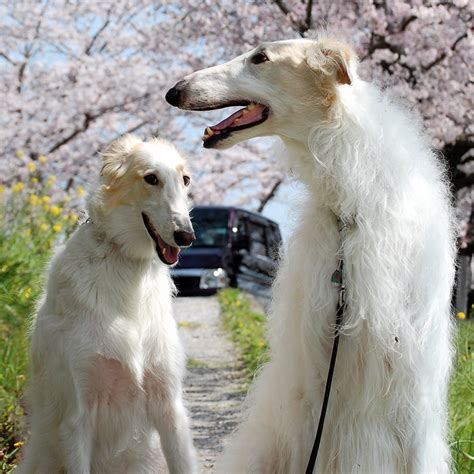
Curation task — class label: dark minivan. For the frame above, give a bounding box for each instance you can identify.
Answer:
[171,206,282,295]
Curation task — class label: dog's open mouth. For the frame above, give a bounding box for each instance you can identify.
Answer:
[202,102,270,148]
[142,213,180,265]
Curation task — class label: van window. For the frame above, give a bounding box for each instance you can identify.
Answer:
[191,208,229,248]
[248,221,268,257]
[266,225,281,259]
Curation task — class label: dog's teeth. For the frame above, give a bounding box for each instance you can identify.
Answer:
[247,103,256,110]
[205,127,215,136]
[162,247,167,255]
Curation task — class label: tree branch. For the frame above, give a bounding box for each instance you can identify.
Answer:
[95,120,148,154]
[361,33,404,61]
[0,51,16,65]
[305,0,314,31]
[48,94,150,153]
[454,171,474,190]
[422,32,467,72]
[48,113,95,153]
[85,14,111,55]
[17,3,49,93]
[258,178,283,212]
[272,0,308,36]
[400,15,417,31]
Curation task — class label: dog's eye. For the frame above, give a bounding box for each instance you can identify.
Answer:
[251,51,269,65]
[183,175,191,187]
[144,174,159,185]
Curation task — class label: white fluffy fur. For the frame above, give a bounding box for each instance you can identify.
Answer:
[174,36,456,472]
[19,136,197,474]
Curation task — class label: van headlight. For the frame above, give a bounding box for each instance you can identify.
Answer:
[199,268,229,289]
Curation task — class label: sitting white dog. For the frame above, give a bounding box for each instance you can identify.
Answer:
[19,135,197,474]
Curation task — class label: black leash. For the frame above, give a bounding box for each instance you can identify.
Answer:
[305,257,345,474]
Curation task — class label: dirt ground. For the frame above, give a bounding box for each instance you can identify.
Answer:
[173,296,247,472]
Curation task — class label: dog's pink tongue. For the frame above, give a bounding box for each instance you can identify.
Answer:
[211,104,266,131]
[164,244,180,265]
[157,235,180,265]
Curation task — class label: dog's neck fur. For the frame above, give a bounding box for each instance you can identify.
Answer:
[281,78,454,352]
[283,80,403,223]
[86,192,157,263]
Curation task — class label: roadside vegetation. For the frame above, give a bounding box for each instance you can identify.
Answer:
[449,318,474,473]
[219,288,474,473]
[218,288,269,383]
[0,153,81,472]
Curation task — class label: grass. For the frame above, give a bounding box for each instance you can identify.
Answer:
[0,159,80,471]
[449,319,474,472]
[187,358,209,369]
[218,288,269,383]
[0,232,48,472]
[219,288,474,473]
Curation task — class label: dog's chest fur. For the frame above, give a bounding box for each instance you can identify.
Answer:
[40,224,183,411]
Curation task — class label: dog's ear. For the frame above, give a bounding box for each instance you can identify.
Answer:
[100,135,141,182]
[307,39,356,86]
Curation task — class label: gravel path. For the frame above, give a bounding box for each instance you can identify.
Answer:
[173,296,246,472]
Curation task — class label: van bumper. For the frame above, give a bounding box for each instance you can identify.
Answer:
[171,268,229,296]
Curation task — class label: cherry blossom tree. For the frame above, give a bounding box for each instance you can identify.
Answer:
[0,0,472,226]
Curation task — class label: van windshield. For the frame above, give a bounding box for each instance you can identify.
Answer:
[191,208,229,248]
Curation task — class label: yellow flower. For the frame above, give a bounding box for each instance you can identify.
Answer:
[259,340,266,348]
[50,205,63,216]
[77,185,86,197]
[43,204,50,212]
[31,177,38,183]
[38,155,47,164]
[12,182,25,193]
[13,441,24,448]
[29,194,40,206]
[0,185,5,194]
[457,312,466,320]
[42,196,50,204]
[25,229,32,237]
[39,223,49,232]
[23,287,32,299]
[15,150,25,159]
[47,175,56,187]
[69,213,79,224]
[53,223,62,233]
[27,162,36,173]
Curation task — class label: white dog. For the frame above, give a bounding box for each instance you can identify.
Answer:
[167,35,456,473]
[19,136,197,474]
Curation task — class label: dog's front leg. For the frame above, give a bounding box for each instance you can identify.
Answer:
[150,395,197,474]
[58,405,95,474]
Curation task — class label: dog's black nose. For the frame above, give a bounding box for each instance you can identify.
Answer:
[174,230,196,247]
[165,80,186,107]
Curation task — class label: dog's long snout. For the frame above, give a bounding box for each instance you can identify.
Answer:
[174,230,195,247]
[165,80,186,107]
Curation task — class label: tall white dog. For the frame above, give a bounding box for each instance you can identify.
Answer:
[19,136,197,473]
[167,36,456,473]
